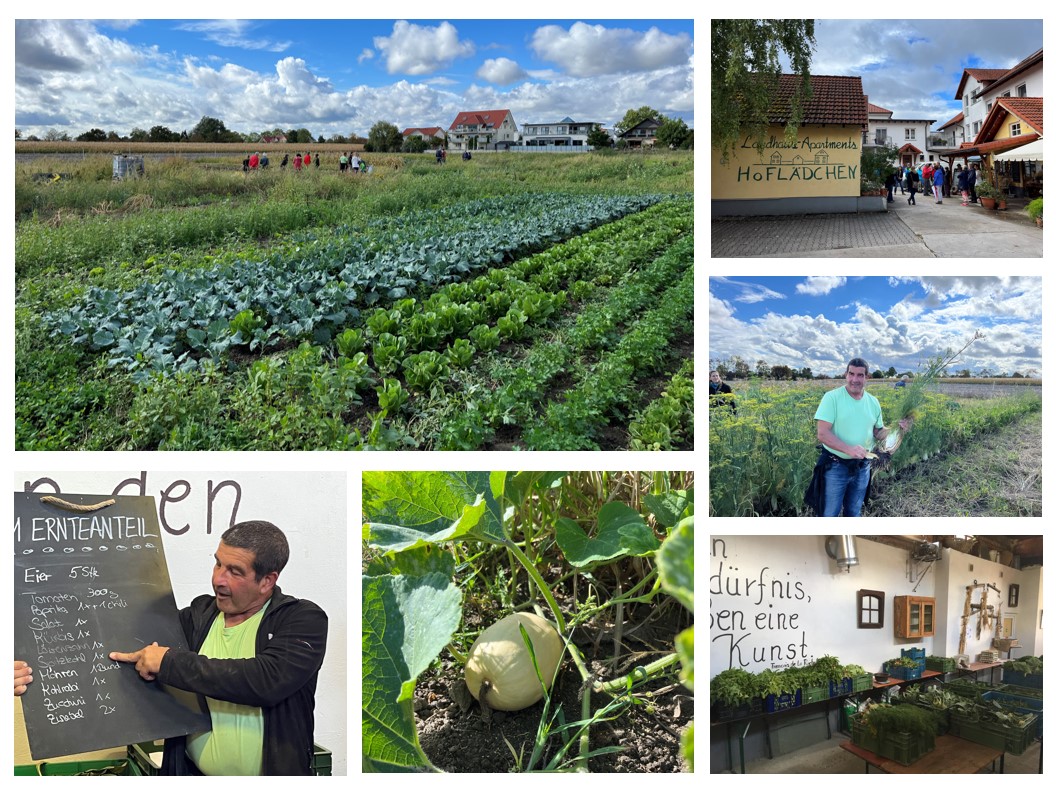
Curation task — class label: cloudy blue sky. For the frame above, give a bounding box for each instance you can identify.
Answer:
[781,19,1042,131]
[710,276,1042,378]
[14,16,694,139]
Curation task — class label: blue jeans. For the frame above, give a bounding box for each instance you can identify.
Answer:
[822,458,871,516]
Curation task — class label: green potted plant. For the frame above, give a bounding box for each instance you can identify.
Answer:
[975,180,1002,209]
[710,668,761,720]
[1027,197,1043,228]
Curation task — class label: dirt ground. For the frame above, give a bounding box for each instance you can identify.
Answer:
[867,410,1042,517]
[414,608,693,773]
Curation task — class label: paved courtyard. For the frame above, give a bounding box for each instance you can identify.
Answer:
[712,194,1043,257]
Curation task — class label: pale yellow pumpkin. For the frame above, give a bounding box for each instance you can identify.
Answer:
[464,612,563,711]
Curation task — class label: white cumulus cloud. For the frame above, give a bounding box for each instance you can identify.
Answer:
[530,21,691,77]
[373,20,474,76]
[476,57,527,85]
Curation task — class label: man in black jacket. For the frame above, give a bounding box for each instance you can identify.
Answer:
[110,521,327,775]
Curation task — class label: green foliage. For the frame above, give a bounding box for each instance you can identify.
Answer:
[615,106,667,135]
[362,471,693,772]
[1026,197,1043,220]
[860,143,899,189]
[858,703,940,741]
[367,120,404,153]
[711,19,816,163]
[656,118,692,149]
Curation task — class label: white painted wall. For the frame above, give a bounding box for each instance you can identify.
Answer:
[13,470,347,775]
[710,535,1042,678]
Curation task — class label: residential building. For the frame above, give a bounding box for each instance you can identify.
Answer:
[617,118,661,147]
[520,117,600,147]
[955,48,1042,143]
[974,97,1043,197]
[401,126,444,142]
[933,112,965,149]
[712,74,869,217]
[865,103,936,166]
[447,109,518,151]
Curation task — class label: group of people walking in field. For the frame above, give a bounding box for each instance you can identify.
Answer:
[242,151,375,174]
[887,162,982,206]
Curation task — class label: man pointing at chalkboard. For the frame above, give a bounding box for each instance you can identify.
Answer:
[109,521,327,775]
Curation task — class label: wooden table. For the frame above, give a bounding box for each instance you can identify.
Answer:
[840,734,1005,773]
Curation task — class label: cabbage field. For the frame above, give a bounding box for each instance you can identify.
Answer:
[15,151,694,450]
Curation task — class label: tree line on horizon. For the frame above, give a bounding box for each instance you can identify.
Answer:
[711,355,1039,381]
[16,105,693,153]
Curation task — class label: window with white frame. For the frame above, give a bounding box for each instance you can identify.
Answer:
[905,128,915,140]
[1017,83,1027,97]
[1011,122,1021,136]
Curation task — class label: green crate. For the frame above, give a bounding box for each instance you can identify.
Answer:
[925,656,956,673]
[126,741,332,775]
[852,673,873,693]
[850,713,935,766]
[15,759,129,776]
[949,712,1038,756]
[1002,684,1044,699]
[944,678,999,700]
[312,744,332,776]
[802,685,829,704]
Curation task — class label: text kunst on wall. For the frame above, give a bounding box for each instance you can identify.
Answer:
[710,537,816,671]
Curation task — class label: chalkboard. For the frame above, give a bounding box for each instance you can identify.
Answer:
[14,493,210,760]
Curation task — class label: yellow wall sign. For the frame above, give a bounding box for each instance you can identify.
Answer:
[713,124,863,200]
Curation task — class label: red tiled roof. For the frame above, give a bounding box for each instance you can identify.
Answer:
[401,127,442,137]
[955,68,1011,100]
[868,102,892,114]
[765,74,868,127]
[448,109,513,131]
[899,143,923,154]
[976,96,1043,142]
[937,112,964,130]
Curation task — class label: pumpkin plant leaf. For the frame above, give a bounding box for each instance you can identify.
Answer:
[362,572,462,772]
[657,515,693,612]
[362,471,506,553]
[555,501,660,567]
[644,489,693,528]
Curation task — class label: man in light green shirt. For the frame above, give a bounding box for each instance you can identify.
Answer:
[814,357,888,516]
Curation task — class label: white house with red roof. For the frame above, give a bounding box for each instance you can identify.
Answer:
[865,102,936,166]
[954,48,1043,143]
[447,109,518,151]
[401,126,445,142]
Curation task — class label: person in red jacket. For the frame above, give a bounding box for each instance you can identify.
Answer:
[110,521,327,775]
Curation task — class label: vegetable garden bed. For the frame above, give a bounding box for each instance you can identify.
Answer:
[16,157,694,450]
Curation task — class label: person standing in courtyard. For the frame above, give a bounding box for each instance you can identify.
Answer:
[967,165,978,203]
[957,166,970,205]
[906,167,919,205]
[813,358,906,517]
[932,164,944,203]
[922,163,932,196]
[884,170,896,203]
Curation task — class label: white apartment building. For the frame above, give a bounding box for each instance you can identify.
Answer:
[865,103,937,165]
[953,48,1042,143]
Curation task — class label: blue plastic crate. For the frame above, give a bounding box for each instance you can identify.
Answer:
[885,661,923,681]
[1001,669,1042,690]
[829,677,854,697]
[764,689,802,713]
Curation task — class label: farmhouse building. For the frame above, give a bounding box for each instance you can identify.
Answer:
[447,109,518,151]
[933,48,1043,197]
[712,74,869,217]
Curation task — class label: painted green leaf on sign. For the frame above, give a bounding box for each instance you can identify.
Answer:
[362,572,462,771]
[657,515,693,612]
[555,501,659,567]
[363,471,506,553]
